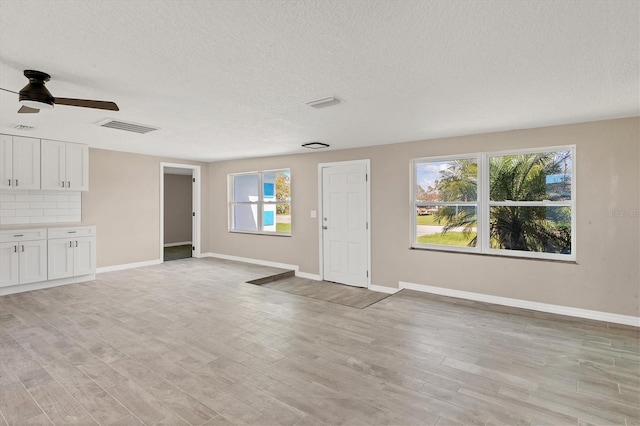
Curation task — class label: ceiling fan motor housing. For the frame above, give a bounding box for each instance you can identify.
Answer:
[19,70,54,107]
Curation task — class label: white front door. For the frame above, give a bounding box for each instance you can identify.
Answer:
[321,162,369,287]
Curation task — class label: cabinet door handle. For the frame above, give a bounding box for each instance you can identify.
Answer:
[75,241,78,247]
[13,234,23,237]
[15,179,18,187]
[67,181,71,188]
[62,181,65,188]
[7,179,10,186]
[21,245,24,252]
[13,245,17,253]
[69,241,73,248]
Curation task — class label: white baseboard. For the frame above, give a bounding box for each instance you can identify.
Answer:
[296,272,321,281]
[369,284,400,294]
[399,281,640,328]
[164,241,192,247]
[0,274,96,296]
[96,259,162,273]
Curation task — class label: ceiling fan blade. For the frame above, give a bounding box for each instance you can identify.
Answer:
[1,87,19,95]
[54,97,119,111]
[18,105,40,113]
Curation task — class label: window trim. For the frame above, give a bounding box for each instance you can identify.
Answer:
[229,169,291,236]
[412,153,481,254]
[412,145,576,261]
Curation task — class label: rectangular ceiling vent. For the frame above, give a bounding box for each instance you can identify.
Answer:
[14,124,34,131]
[304,96,341,109]
[96,119,159,134]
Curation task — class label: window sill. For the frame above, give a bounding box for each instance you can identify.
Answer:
[229,230,291,237]
[409,246,577,264]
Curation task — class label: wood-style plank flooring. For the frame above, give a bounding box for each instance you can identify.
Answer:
[0,257,638,425]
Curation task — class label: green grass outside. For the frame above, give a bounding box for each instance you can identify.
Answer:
[417,215,477,227]
[276,223,291,233]
[417,231,475,247]
[416,215,440,225]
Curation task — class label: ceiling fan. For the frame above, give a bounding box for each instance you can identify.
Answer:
[0,70,119,114]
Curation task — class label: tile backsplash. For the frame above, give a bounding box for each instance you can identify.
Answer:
[0,190,82,225]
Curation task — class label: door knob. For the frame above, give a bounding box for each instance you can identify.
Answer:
[322,226,328,230]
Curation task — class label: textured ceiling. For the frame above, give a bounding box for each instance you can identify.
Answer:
[0,0,638,162]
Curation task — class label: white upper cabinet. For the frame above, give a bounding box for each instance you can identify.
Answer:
[0,135,13,190]
[66,143,89,191]
[41,140,89,191]
[0,135,41,190]
[40,140,66,190]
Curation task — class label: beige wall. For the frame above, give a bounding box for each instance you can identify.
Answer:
[83,149,208,267]
[163,174,193,244]
[208,117,640,317]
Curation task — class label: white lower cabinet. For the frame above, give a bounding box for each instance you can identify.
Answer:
[20,240,48,284]
[74,237,96,276]
[48,236,96,279]
[0,230,47,287]
[0,242,19,286]
[47,238,74,280]
[0,240,47,287]
[0,226,95,293]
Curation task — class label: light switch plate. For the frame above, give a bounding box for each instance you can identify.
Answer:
[310,210,317,218]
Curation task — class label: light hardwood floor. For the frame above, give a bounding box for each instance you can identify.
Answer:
[0,257,638,425]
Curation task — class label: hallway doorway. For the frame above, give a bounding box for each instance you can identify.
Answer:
[160,163,201,262]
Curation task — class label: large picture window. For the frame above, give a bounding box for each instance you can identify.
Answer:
[413,147,575,261]
[229,169,291,235]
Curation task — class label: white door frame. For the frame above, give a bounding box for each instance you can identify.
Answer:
[317,159,371,288]
[160,163,202,261]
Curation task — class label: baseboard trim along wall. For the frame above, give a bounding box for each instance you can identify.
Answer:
[163,241,192,247]
[370,284,400,294]
[201,252,322,281]
[296,271,322,281]
[0,274,96,296]
[96,259,162,273]
[399,281,640,327]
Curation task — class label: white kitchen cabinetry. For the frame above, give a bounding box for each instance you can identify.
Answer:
[0,134,41,190]
[47,227,96,280]
[0,229,47,287]
[41,140,89,191]
[0,226,95,295]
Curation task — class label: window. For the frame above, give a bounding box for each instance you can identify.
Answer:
[414,156,479,252]
[413,147,575,261]
[229,169,291,235]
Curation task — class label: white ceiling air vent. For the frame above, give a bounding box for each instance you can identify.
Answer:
[14,124,34,131]
[304,96,341,109]
[96,118,158,134]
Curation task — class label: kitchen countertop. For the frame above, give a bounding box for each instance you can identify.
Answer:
[0,223,95,231]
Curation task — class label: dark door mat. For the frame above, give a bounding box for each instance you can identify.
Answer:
[246,270,296,284]
[252,275,393,309]
[164,244,192,261]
